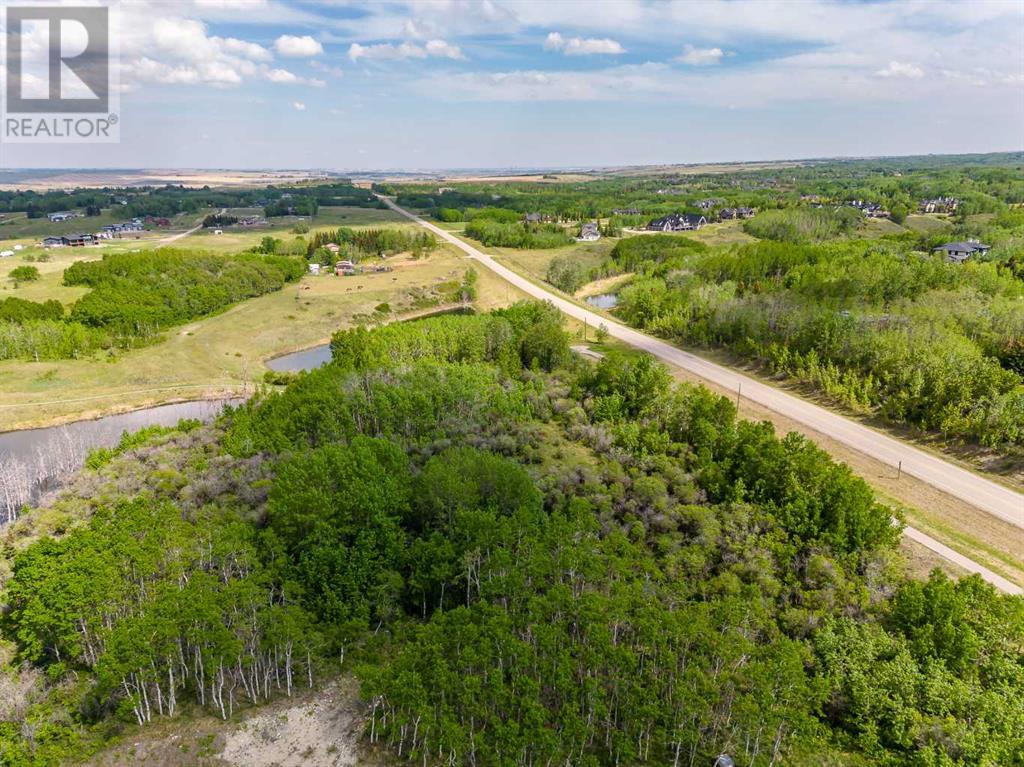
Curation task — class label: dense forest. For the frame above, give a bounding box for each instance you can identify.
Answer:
[385,153,1024,226]
[1,307,1021,766]
[0,250,304,361]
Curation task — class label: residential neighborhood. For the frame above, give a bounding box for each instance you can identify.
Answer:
[920,196,959,213]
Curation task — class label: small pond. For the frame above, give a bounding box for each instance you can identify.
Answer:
[585,293,619,310]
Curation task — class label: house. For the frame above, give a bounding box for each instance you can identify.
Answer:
[920,197,958,214]
[845,200,889,218]
[13,244,23,251]
[47,211,78,222]
[213,229,224,235]
[62,233,94,247]
[335,260,356,275]
[308,263,321,275]
[933,240,990,263]
[696,199,721,210]
[524,212,548,224]
[719,207,755,220]
[647,213,707,232]
[98,221,145,239]
[0,250,13,258]
[325,243,341,254]
[578,222,601,241]
[42,236,63,248]
[612,207,640,216]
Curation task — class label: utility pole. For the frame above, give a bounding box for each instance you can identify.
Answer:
[735,382,742,409]
[897,460,902,480]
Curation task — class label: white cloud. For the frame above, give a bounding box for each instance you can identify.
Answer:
[311,60,344,78]
[543,32,624,56]
[425,39,466,60]
[221,37,273,61]
[292,101,306,111]
[349,39,465,62]
[266,68,299,84]
[275,34,323,58]
[676,45,724,66]
[875,60,924,79]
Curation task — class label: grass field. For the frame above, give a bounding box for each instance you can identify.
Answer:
[902,213,953,234]
[685,219,758,246]
[484,238,616,283]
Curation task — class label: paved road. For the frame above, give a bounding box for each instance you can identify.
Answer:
[384,198,1024,594]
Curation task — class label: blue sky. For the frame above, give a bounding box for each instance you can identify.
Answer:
[2,0,1022,170]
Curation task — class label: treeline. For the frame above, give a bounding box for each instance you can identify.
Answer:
[0,251,303,361]
[464,218,574,249]
[611,236,1024,449]
[64,251,305,333]
[264,197,318,218]
[306,227,438,260]
[0,297,63,323]
[202,213,238,228]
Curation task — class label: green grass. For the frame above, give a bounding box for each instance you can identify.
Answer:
[903,214,953,234]
[685,220,758,246]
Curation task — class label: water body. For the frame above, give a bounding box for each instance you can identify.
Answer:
[585,293,619,310]
[266,307,477,374]
[266,344,332,373]
[0,398,241,523]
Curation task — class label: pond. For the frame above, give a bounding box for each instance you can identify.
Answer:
[0,398,241,523]
[265,343,332,373]
[266,307,477,374]
[585,293,619,310]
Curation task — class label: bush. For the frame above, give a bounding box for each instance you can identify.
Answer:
[9,265,40,282]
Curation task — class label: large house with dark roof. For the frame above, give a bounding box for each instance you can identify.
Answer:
[719,207,755,220]
[647,213,706,232]
[933,240,990,263]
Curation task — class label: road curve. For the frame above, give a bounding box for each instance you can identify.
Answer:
[383,198,1024,533]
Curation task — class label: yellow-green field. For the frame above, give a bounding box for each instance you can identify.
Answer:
[485,238,616,283]
[685,219,758,246]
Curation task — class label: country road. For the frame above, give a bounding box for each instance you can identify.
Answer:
[158,208,224,244]
[383,197,1024,594]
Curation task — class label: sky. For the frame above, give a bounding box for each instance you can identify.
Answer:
[1,0,1022,171]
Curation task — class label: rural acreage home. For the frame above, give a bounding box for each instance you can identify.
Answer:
[933,240,991,263]
[647,213,707,232]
